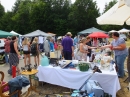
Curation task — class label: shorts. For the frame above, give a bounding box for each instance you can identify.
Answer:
[23,51,30,54]
[9,53,19,66]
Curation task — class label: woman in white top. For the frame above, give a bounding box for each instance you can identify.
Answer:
[78,37,97,61]
[22,37,31,66]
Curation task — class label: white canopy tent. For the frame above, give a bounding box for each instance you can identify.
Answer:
[10,31,22,36]
[23,30,52,37]
[96,0,130,25]
[109,30,117,33]
[118,28,130,33]
[10,31,23,49]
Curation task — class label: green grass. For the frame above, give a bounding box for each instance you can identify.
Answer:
[126,39,130,47]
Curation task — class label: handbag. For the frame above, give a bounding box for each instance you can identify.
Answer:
[77,50,83,56]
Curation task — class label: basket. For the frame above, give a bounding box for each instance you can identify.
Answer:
[78,63,89,72]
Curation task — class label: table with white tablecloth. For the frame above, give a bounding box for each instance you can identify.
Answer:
[37,65,120,97]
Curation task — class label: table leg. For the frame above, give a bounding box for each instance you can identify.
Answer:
[25,75,40,97]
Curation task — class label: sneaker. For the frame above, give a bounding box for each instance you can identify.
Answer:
[34,64,37,69]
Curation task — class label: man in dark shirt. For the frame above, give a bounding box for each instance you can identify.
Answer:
[62,32,74,60]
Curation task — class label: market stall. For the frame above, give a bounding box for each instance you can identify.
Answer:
[0,30,14,38]
[37,63,120,97]
[37,49,120,97]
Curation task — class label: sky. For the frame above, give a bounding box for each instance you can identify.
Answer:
[0,0,118,13]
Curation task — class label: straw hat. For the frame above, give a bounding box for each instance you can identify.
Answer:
[66,32,72,36]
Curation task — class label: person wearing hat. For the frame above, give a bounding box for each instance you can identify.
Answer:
[44,36,51,57]
[4,37,11,65]
[61,32,74,60]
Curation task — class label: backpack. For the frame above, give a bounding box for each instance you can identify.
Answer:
[31,43,37,55]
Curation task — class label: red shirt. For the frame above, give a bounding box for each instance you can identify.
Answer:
[4,40,11,53]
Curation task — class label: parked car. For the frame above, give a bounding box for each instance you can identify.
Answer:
[120,34,127,41]
[0,39,5,49]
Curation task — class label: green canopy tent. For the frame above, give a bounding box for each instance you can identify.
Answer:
[0,30,15,38]
[77,27,107,35]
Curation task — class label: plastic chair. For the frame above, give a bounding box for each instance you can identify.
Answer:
[0,71,21,97]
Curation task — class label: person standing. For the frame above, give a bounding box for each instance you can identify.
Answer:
[44,37,51,57]
[62,32,74,60]
[86,36,92,58]
[100,32,127,78]
[50,38,54,52]
[22,37,31,66]
[9,36,21,75]
[4,37,11,65]
[73,35,78,49]
[31,37,39,66]
[77,37,97,61]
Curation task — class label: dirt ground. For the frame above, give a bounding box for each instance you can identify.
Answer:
[22,78,130,97]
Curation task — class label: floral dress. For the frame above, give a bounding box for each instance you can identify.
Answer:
[81,45,88,61]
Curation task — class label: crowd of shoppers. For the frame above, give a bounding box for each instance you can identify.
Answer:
[3,31,130,90]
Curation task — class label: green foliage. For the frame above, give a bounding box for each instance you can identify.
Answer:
[0,12,13,31]
[12,0,32,34]
[103,0,117,14]
[0,0,127,36]
[99,0,125,32]
[0,4,5,18]
[68,0,100,35]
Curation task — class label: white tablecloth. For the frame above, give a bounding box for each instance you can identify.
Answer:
[37,65,120,97]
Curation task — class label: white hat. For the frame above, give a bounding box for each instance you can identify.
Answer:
[57,36,62,40]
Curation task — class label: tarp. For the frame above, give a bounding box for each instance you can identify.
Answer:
[23,30,52,37]
[0,30,14,38]
[10,31,22,36]
[77,27,107,35]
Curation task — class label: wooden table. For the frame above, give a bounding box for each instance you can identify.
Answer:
[21,69,39,97]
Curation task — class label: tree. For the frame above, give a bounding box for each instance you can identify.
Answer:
[68,0,100,35]
[12,0,22,14]
[12,0,32,34]
[50,0,70,35]
[0,3,5,29]
[100,0,121,32]
[0,12,14,31]
[103,0,117,13]
[0,3,5,18]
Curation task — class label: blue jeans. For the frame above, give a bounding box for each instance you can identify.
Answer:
[5,52,9,63]
[115,54,127,77]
